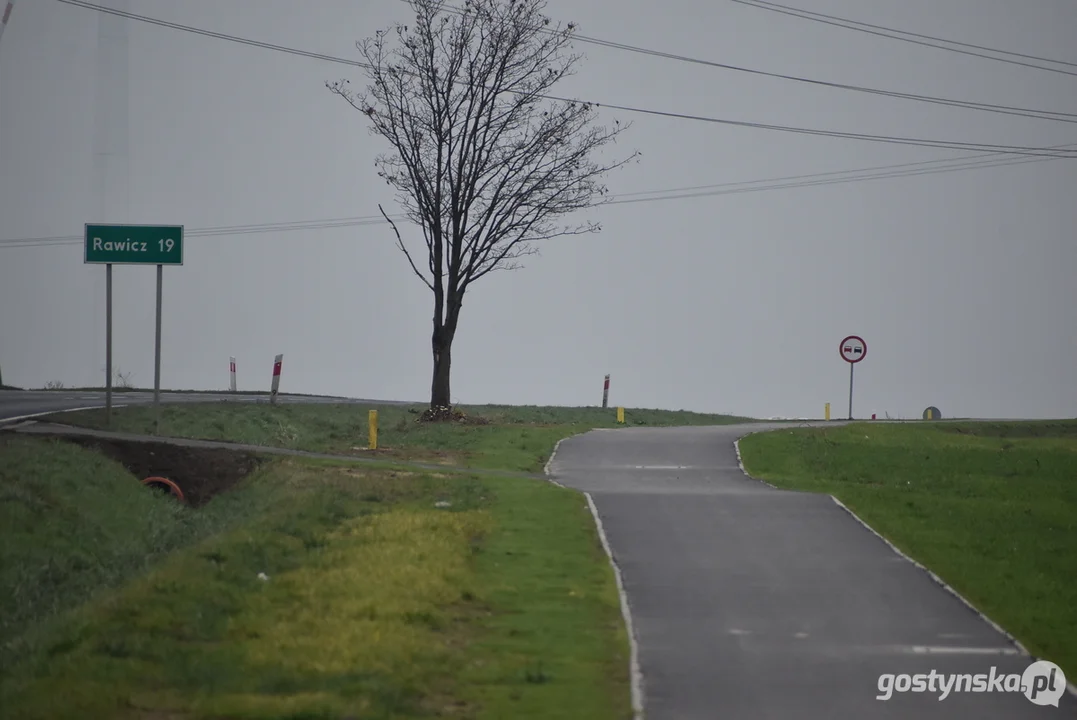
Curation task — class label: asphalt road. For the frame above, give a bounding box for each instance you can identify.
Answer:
[549,424,1074,719]
[0,389,413,424]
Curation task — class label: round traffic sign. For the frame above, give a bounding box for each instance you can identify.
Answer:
[839,335,867,363]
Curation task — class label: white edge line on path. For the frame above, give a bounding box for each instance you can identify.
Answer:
[542,435,569,478]
[831,495,1077,700]
[585,491,645,720]
[543,431,644,720]
[733,432,780,489]
[0,405,128,427]
[735,427,1077,700]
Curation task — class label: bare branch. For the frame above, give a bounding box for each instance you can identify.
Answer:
[331,0,639,329]
[379,203,434,291]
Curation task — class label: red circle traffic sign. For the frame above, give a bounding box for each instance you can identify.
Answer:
[839,335,867,364]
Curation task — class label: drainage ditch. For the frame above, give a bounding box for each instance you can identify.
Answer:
[55,435,263,508]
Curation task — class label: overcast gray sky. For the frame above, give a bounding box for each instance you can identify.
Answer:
[1,0,1075,419]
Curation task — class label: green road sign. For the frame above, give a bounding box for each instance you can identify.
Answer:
[84,224,184,265]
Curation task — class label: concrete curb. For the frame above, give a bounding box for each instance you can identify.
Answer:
[734,427,1077,700]
[543,430,645,720]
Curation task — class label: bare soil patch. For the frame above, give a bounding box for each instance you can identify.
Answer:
[55,436,263,507]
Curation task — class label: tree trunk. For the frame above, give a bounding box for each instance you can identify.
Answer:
[430,300,461,408]
[430,328,452,408]
[430,275,462,408]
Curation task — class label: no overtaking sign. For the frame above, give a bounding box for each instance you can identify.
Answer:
[840,335,867,363]
[839,335,867,420]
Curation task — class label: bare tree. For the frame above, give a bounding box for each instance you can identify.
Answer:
[328,0,638,413]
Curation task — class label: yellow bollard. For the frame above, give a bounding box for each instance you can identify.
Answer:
[825,402,831,421]
[368,409,378,450]
[616,407,625,424]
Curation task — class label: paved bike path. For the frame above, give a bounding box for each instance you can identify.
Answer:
[548,424,1072,719]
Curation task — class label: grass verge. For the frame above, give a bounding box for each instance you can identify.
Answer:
[43,402,755,473]
[0,435,261,670]
[1,440,631,719]
[737,420,1077,680]
[32,387,354,398]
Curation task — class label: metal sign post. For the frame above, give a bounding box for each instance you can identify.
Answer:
[105,263,113,427]
[85,224,184,434]
[839,335,867,420]
[848,364,854,420]
[154,263,163,435]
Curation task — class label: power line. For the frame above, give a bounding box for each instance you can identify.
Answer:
[608,151,1059,205]
[611,144,1073,199]
[559,99,1074,157]
[4,145,1069,250]
[58,0,369,67]
[55,0,1077,158]
[429,1,1077,125]
[735,0,1077,68]
[0,215,392,247]
[730,0,1077,78]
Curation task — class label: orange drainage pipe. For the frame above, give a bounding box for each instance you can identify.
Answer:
[141,476,185,503]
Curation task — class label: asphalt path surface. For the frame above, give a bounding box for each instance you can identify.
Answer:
[0,389,413,424]
[549,424,1074,719]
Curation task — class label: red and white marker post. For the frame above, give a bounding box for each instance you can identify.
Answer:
[270,354,283,403]
[229,356,237,393]
[839,335,867,420]
[602,374,610,409]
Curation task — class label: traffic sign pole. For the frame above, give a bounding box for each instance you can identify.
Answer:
[848,363,854,420]
[85,224,183,432]
[838,335,867,421]
[105,263,113,428]
[153,263,163,435]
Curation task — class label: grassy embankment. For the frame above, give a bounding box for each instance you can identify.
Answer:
[0,433,635,719]
[3,399,748,716]
[34,386,351,398]
[738,420,1077,680]
[44,402,755,473]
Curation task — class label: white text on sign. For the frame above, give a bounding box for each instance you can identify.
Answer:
[92,238,177,252]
